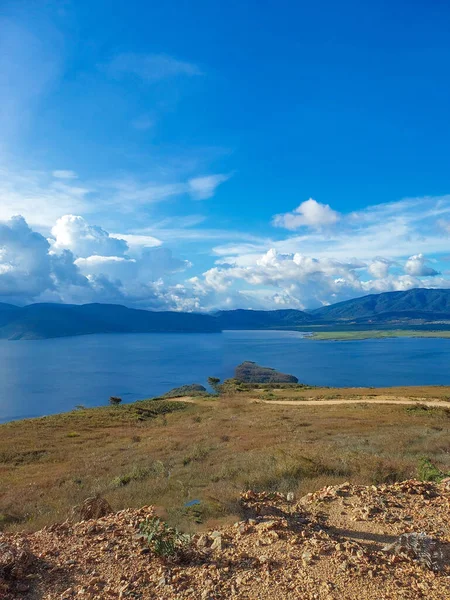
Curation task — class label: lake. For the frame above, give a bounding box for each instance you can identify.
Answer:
[1,330,450,422]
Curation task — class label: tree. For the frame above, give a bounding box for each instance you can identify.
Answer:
[109,396,122,406]
[207,377,221,394]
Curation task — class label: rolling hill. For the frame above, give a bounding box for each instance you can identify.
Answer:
[2,288,450,339]
[310,288,450,322]
[0,303,221,340]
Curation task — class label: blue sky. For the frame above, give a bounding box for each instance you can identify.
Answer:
[1,0,450,310]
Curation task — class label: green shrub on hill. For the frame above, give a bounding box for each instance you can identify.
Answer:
[162,384,208,398]
[417,458,449,482]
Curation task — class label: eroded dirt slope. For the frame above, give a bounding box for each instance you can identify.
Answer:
[1,480,449,599]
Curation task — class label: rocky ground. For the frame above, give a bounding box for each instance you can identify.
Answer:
[1,480,449,599]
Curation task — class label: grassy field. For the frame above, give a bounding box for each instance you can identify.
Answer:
[310,329,450,340]
[1,387,449,534]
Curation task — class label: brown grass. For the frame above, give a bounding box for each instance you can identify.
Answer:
[1,388,449,533]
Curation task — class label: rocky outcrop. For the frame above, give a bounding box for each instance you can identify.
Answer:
[235,361,298,383]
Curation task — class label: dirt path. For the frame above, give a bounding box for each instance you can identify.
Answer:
[171,395,449,408]
[262,396,450,407]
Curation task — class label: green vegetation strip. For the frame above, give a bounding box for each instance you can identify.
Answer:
[309,330,450,341]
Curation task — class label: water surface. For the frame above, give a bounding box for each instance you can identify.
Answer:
[1,330,450,422]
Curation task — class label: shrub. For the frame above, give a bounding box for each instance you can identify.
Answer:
[112,474,132,487]
[207,377,221,394]
[182,444,212,465]
[72,496,112,520]
[417,458,448,482]
[139,517,191,557]
[109,396,122,406]
[162,384,208,398]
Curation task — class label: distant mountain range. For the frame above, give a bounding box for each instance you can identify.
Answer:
[309,288,450,322]
[2,288,450,339]
[0,303,221,340]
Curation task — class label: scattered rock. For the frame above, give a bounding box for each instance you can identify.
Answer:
[1,480,449,599]
[210,535,222,551]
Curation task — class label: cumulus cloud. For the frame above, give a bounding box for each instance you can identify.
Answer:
[51,215,128,258]
[186,246,447,311]
[0,214,193,308]
[2,191,450,312]
[368,258,393,279]
[273,198,340,230]
[75,255,138,280]
[188,174,231,200]
[189,249,367,309]
[404,254,439,277]
[0,215,54,302]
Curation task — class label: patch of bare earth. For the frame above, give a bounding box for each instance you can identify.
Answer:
[1,480,449,599]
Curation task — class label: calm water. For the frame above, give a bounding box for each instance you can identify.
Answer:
[1,330,450,422]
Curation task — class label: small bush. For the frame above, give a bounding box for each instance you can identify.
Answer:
[111,460,169,487]
[112,474,132,487]
[139,517,192,557]
[182,444,212,466]
[207,377,221,394]
[417,458,448,482]
[0,513,24,530]
[109,396,122,406]
[73,496,112,520]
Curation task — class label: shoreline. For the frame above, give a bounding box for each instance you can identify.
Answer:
[309,329,450,341]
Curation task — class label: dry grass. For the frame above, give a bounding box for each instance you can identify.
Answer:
[264,384,450,400]
[1,388,449,534]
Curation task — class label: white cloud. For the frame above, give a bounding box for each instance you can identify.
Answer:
[110,233,162,249]
[75,255,138,280]
[0,214,194,309]
[0,165,92,225]
[273,198,340,230]
[108,53,202,83]
[0,215,67,303]
[187,245,448,311]
[51,215,128,258]
[3,188,450,311]
[404,254,439,277]
[188,174,231,200]
[264,195,450,262]
[0,213,93,305]
[52,170,78,179]
[367,258,393,279]
[0,164,229,227]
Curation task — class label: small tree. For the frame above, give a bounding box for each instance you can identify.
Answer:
[207,377,221,394]
[109,396,122,406]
